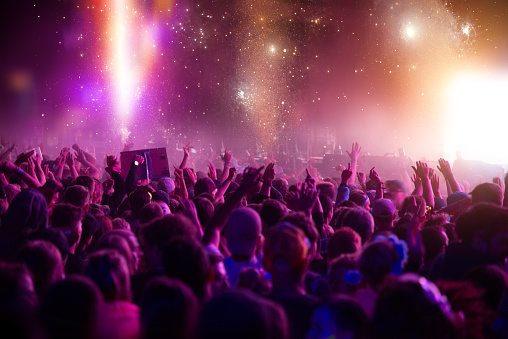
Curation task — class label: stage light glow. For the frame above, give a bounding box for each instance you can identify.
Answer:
[403,24,416,40]
[444,73,508,167]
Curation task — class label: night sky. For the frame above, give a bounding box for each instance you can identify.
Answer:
[1,0,507,161]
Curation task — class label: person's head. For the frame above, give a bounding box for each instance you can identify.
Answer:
[39,276,102,339]
[75,176,95,203]
[306,296,368,339]
[455,202,508,259]
[162,236,211,302]
[327,227,362,261]
[370,274,460,339]
[198,290,289,339]
[1,188,48,232]
[358,238,403,291]
[384,180,407,210]
[280,212,319,260]
[226,207,262,257]
[27,227,70,262]
[371,198,395,231]
[328,254,360,296]
[341,208,375,245]
[0,262,37,339]
[192,196,215,227]
[463,264,508,311]
[263,222,309,282]
[63,185,89,210]
[51,203,84,249]
[157,177,175,195]
[139,214,199,269]
[194,177,216,197]
[97,234,136,275]
[421,226,448,262]
[259,199,287,230]
[16,240,64,297]
[129,187,152,218]
[319,194,334,224]
[105,229,142,273]
[85,249,132,302]
[112,217,131,231]
[471,182,503,206]
[272,178,289,197]
[447,191,469,206]
[139,202,164,224]
[317,182,336,201]
[140,276,199,339]
[349,190,370,211]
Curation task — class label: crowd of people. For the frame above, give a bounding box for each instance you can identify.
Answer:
[1,139,508,339]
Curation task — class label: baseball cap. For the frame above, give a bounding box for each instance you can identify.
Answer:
[371,199,395,219]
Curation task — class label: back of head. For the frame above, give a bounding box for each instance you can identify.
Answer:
[318,194,334,218]
[455,202,508,246]
[370,274,459,339]
[198,290,289,339]
[64,185,89,209]
[140,214,199,251]
[371,198,395,225]
[28,227,70,261]
[192,197,215,227]
[129,187,151,218]
[316,182,335,200]
[0,262,37,339]
[328,254,359,296]
[39,276,102,339]
[341,208,375,244]
[259,199,288,229]
[421,226,448,261]
[140,276,199,339]
[51,203,84,247]
[1,188,48,232]
[280,212,318,254]
[139,202,164,224]
[263,222,308,278]
[226,207,262,256]
[463,264,508,311]
[157,177,175,195]
[162,236,210,302]
[358,239,399,290]
[349,190,369,208]
[194,177,216,196]
[97,234,136,275]
[308,296,368,339]
[327,227,362,261]
[471,182,503,206]
[85,249,131,302]
[16,240,64,297]
[75,176,95,199]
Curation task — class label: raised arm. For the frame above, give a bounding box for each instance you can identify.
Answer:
[0,161,41,188]
[346,142,361,186]
[179,143,192,169]
[202,166,263,249]
[215,167,237,202]
[218,147,232,184]
[412,161,434,209]
[437,158,462,193]
[174,166,188,199]
[369,167,383,200]
[75,149,99,179]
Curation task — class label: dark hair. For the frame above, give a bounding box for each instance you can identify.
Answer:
[316,182,335,200]
[139,214,199,251]
[85,249,131,302]
[63,185,89,208]
[192,197,215,227]
[318,194,334,218]
[139,202,164,224]
[129,187,151,218]
[341,208,375,244]
[358,240,399,290]
[312,296,368,339]
[51,203,84,229]
[463,265,508,311]
[260,199,288,230]
[140,277,199,339]
[194,178,216,196]
[280,211,318,250]
[162,237,210,302]
[327,227,362,260]
[455,202,508,244]
[421,226,448,261]
[198,290,289,339]
[39,276,102,339]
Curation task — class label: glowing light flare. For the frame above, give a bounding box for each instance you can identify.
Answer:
[403,24,416,40]
[444,73,508,167]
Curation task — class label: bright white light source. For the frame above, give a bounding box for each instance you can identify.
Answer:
[462,24,470,36]
[444,73,508,167]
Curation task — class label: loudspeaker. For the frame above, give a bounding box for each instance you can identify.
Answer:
[120,148,170,180]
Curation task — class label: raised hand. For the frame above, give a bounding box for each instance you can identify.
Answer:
[208,162,217,180]
[239,166,264,192]
[286,182,318,213]
[436,158,452,177]
[15,149,35,165]
[346,142,361,161]
[493,177,503,187]
[411,173,421,187]
[431,174,441,198]
[183,142,193,157]
[221,146,232,165]
[173,166,184,182]
[357,172,367,185]
[369,167,381,184]
[133,154,145,165]
[263,163,275,184]
[412,161,430,179]
[227,167,238,181]
[305,167,316,188]
[341,163,353,184]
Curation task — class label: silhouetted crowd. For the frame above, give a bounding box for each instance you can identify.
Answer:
[1,141,508,339]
